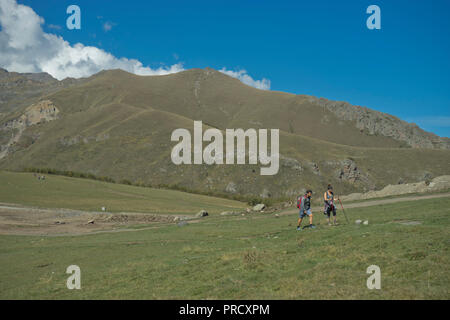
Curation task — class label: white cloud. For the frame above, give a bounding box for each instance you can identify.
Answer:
[219,68,271,90]
[47,24,62,30]
[0,0,183,80]
[0,0,271,90]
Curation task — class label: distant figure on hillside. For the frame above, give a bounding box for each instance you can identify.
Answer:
[324,184,337,225]
[297,190,315,230]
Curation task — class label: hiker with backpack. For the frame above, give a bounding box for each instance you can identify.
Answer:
[324,184,337,225]
[297,190,315,230]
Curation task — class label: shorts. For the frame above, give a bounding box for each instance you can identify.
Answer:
[299,209,312,218]
[325,206,337,217]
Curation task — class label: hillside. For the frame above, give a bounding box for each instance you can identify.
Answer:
[0,68,449,199]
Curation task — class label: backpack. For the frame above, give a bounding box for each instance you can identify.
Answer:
[297,195,303,209]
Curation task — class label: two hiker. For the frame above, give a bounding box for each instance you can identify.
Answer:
[296,184,338,230]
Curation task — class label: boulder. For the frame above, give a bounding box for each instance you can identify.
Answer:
[195,210,208,218]
[363,220,369,225]
[355,219,362,225]
[252,203,266,212]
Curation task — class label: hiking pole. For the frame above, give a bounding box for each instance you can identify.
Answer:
[337,198,349,224]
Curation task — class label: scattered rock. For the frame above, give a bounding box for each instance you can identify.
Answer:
[363,220,369,225]
[355,219,362,225]
[275,214,280,218]
[252,203,266,212]
[87,219,95,224]
[342,175,450,202]
[309,162,320,175]
[220,211,236,216]
[225,181,237,193]
[398,221,422,226]
[195,210,208,218]
[54,221,65,225]
[246,208,251,213]
[280,155,303,171]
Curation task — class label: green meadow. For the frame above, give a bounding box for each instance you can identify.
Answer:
[0,194,448,299]
[0,171,246,215]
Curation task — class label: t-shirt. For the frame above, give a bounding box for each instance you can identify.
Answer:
[300,195,311,211]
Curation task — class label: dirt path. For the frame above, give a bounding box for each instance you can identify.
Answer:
[277,192,450,216]
[0,203,190,236]
[1,192,449,236]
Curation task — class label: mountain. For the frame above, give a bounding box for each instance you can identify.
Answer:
[1,68,449,200]
[0,68,83,115]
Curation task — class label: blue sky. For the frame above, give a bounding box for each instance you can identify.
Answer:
[16,0,450,137]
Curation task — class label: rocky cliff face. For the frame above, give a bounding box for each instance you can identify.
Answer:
[309,97,450,149]
[0,100,59,159]
[0,68,81,115]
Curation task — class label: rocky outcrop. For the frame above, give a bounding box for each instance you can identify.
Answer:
[309,97,450,149]
[280,155,303,171]
[225,181,238,193]
[3,100,59,130]
[0,100,59,159]
[342,175,450,201]
[335,159,369,184]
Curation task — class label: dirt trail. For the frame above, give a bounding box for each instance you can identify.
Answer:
[0,192,449,236]
[0,203,190,236]
[277,192,450,216]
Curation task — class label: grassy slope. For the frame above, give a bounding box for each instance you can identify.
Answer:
[0,171,246,215]
[2,102,449,199]
[47,68,405,148]
[0,196,448,299]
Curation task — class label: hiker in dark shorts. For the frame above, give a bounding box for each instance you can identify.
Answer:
[297,190,315,230]
[324,184,337,225]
